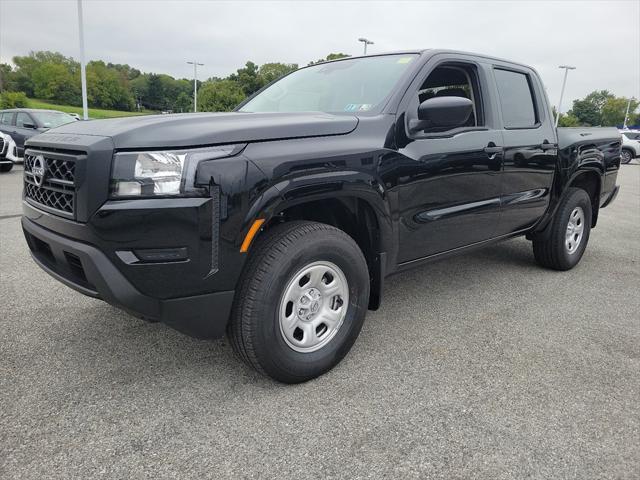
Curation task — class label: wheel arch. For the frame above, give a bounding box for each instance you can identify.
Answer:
[529,167,603,241]
[566,168,602,227]
[241,177,394,310]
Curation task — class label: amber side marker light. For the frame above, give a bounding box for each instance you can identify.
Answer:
[240,219,266,252]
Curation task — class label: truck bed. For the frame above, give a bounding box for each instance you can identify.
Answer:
[557,127,621,150]
[557,126,621,204]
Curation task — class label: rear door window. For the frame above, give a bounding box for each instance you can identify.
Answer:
[0,112,14,126]
[494,69,537,128]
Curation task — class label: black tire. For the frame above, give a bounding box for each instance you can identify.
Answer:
[228,221,370,383]
[620,148,634,164]
[533,187,592,271]
[0,162,13,173]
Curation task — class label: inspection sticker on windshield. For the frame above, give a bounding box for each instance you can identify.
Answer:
[344,104,372,112]
[397,57,414,64]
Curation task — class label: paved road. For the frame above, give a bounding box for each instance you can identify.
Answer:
[1,164,639,479]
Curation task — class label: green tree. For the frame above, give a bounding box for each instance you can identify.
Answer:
[86,61,135,110]
[0,91,28,108]
[12,51,79,98]
[0,64,17,91]
[569,90,614,126]
[106,62,141,80]
[552,106,582,127]
[601,97,639,126]
[145,74,165,109]
[11,55,40,97]
[174,91,193,113]
[258,62,298,84]
[229,61,264,96]
[308,53,350,66]
[558,113,581,127]
[130,74,149,109]
[32,62,80,105]
[197,79,245,112]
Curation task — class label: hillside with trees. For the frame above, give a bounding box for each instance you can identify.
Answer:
[0,51,347,114]
[1,50,637,126]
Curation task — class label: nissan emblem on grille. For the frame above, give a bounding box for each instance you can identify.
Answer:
[32,155,46,186]
[24,151,77,217]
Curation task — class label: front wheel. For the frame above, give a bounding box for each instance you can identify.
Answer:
[532,187,592,271]
[620,149,634,164]
[228,221,370,383]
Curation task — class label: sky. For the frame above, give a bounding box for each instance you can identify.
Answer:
[0,0,639,110]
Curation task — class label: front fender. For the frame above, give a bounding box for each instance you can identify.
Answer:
[242,168,394,257]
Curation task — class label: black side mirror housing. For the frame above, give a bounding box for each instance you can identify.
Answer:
[411,96,473,132]
[22,122,37,129]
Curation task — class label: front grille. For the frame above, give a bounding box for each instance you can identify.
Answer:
[24,152,78,217]
[0,136,5,156]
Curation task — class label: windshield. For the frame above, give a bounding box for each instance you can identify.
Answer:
[239,54,418,114]
[32,111,76,129]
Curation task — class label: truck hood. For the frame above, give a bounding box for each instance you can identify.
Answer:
[45,112,359,150]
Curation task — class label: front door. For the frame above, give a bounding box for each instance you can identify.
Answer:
[383,58,504,264]
[14,112,36,156]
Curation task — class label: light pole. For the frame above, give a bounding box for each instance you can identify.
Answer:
[77,0,88,120]
[358,38,374,55]
[623,98,632,129]
[555,65,576,127]
[187,61,204,113]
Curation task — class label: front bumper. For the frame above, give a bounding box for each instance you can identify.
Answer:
[22,216,235,338]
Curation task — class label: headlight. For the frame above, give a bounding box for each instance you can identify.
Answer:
[110,144,245,197]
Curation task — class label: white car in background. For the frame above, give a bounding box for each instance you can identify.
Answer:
[0,131,19,173]
[620,130,640,164]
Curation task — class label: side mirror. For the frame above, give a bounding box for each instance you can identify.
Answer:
[411,96,473,132]
[22,122,37,129]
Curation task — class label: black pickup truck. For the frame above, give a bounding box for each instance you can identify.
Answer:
[22,50,621,382]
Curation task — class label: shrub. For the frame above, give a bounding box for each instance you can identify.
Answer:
[0,91,29,109]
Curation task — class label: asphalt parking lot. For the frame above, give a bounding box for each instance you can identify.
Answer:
[1,164,639,479]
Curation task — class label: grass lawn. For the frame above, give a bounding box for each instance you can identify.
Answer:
[26,98,155,119]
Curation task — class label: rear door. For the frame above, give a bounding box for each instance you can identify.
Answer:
[491,65,557,234]
[385,54,504,263]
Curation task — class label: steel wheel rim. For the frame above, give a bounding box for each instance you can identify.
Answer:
[278,261,349,353]
[565,206,585,254]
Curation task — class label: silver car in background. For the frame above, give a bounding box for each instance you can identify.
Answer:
[620,130,640,164]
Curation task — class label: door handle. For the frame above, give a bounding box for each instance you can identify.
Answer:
[539,141,557,151]
[484,146,503,154]
[484,143,504,160]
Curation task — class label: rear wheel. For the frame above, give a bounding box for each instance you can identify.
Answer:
[620,148,634,164]
[0,162,13,173]
[228,221,370,383]
[533,187,592,271]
